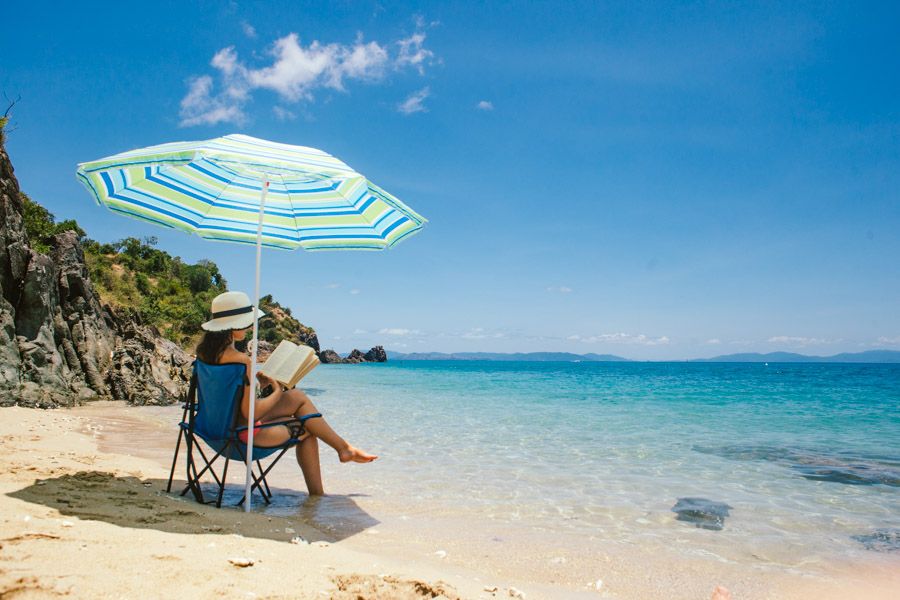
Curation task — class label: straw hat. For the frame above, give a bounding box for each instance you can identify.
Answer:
[201,291,265,331]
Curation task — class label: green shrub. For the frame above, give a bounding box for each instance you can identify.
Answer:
[20,193,85,253]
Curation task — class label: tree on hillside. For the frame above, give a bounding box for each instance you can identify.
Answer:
[20,193,86,253]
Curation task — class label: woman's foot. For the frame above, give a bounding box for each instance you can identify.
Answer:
[711,586,732,600]
[338,445,378,463]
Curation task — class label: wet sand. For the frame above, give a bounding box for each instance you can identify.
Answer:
[1,402,897,599]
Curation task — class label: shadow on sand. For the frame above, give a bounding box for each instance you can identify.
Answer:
[9,471,379,544]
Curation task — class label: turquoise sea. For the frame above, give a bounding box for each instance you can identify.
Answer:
[298,361,899,570]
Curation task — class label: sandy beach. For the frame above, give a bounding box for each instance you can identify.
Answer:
[0,402,897,599]
[0,404,535,600]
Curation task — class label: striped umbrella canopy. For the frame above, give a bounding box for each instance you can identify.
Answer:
[76,133,425,511]
[76,133,426,251]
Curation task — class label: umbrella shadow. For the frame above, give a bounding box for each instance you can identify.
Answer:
[8,471,379,544]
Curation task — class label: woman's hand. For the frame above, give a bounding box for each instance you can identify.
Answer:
[256,370,278,390]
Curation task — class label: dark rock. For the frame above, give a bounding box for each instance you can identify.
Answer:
[364,346,387,362]
[107,320,192,405]
[318,349,343,364]
[671,497,732,531]
[693,445,900,488]
[0,137,190,408]
[345,349,366,364]
[296,329,320,353]
[852,529,900,553]
[317,346,388,364]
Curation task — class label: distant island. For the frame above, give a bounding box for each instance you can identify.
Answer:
[689,350,900,363]
[386,350,900,363]
[387,351,629,362]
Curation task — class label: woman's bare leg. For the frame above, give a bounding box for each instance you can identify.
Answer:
[296,436,324,495]
[264,389,377,463]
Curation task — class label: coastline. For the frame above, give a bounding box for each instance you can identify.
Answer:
[0,404,536,599]
[1,402,897,599]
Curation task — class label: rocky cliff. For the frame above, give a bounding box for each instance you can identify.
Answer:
[0,139,191,408]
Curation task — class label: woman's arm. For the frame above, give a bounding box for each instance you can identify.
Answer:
[226,350,283,421]
[250,371,283,419]
[238,355,252,420]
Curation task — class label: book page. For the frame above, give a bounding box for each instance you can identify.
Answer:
[260,340,298,386]
[287,345,318,387]
[297,351,320,381]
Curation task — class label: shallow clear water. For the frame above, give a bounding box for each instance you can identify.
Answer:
[293,361,899,565]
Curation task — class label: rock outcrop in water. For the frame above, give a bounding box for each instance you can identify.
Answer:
[364,346,388,362]
[318,346,387,364]
[693,445,900,488]
[671,497,732,530]
[0,136,191,407]
[852,528,900,553]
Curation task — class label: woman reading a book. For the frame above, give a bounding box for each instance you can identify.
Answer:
[195,291,377,496]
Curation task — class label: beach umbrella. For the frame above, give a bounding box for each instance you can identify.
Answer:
[76,133,426,510]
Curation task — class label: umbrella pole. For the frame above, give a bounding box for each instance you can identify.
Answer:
[244,177,269,512]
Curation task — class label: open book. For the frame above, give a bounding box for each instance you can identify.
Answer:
[259,340,320,388]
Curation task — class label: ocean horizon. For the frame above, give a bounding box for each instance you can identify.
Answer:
[377,349,900,363]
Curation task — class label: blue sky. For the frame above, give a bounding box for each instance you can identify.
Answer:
[2,1,898,359]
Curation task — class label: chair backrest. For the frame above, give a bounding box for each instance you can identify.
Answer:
[192,360,246,445]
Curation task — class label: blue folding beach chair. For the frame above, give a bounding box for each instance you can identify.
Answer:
[166,360,320,508]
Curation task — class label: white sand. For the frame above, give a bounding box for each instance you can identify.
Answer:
[0,403,897,599]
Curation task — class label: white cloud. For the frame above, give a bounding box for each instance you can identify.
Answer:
[397,86,430,114]
[706,338,722,345]
[180,28,434,126]
[546,286,573,293]
[179,75,248,127]
[352,328,368,335]
[325,283,340,289]
[569,333,671,346]
[349,289,361,295]
[378,328,423,336]
[767,336,831,346]
[272,106,297,121]
[476,100,494,111]
[876,336,900,345]
[461,327,505,340]
[240,20,257,39]
[396,32,434,74]
[338,36,390,83]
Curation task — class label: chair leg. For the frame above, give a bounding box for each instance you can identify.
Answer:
[235,447,274,506]
[217,455,231,509]
[168,404,192,493]
[181,448,224,499]
[183,435,204,503]
[195,444,224,488]
[166,428,184,493]
[250,448,290,505]
[237,468,270,506]
[257,459,273,498]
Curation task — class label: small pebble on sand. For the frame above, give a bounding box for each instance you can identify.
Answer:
[228,557,254,568]
[508,586,525,598]
[434,550,448,559]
